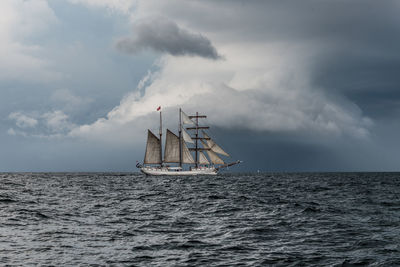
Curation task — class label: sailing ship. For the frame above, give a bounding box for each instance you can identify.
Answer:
[137,108,241,176]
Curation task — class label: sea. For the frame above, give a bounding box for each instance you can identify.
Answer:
[0,172,399,266]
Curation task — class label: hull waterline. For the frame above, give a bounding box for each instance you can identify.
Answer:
[140,167,217,176]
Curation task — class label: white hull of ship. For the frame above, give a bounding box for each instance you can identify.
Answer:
[141,166,217,176]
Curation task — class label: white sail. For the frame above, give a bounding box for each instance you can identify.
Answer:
[164,129,180,163]
[144,130,161,164]
[199,152,210,165]
[181,110,195,125]
[206,149,225,165]
[182,141,195,164]
[202,131,230,157]
[182,128,194,143]
[201,139,225,165]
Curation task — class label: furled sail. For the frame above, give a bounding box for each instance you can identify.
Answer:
[144,130,161,164]
[201,140,225,165]
[164,129,180,163]
[202,131,230,157]
[199,152,210,165]
[182,141,195,164]
[182,128,194,143]
[181,110,195,125]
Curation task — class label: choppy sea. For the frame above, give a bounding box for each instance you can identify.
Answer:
[0,172,399,266]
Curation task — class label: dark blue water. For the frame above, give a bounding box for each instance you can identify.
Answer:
[0,173,399,266]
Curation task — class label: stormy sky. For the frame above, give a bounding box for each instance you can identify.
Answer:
[1,0,400,171]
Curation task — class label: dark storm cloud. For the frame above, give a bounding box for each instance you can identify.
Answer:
[212,127,396,172]
[116,18,221,59]
[201,0,400,119]
[171,0,400,42]
[263,0,400,119]
[163,0,400,109]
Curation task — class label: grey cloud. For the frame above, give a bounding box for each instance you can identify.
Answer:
[116,18,221,59]
[5,0,400,171]
[9,112,38,129]
[50,89,93,114]
[151,0,400,119]
[8,110,75,137]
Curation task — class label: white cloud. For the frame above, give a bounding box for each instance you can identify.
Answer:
[71,43,372,143]
[0,0,60,82]
[9,112,38,129]
[7,128,16,136]
[67,0,134,13]
[42,110,75,133]
[8,110,75,138]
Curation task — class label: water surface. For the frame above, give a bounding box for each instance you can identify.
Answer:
[0,172,399,266]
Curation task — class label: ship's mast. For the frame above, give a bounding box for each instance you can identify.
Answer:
[159,110,163,167]
[179,108,182,167]
[187,112,208,168]
[195,112,199,167]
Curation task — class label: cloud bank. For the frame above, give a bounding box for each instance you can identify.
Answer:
[11,0,400,172]
[70,49,371,143]
[40,0,381,144]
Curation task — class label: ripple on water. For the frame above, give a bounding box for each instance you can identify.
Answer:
[0,172,399,265]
